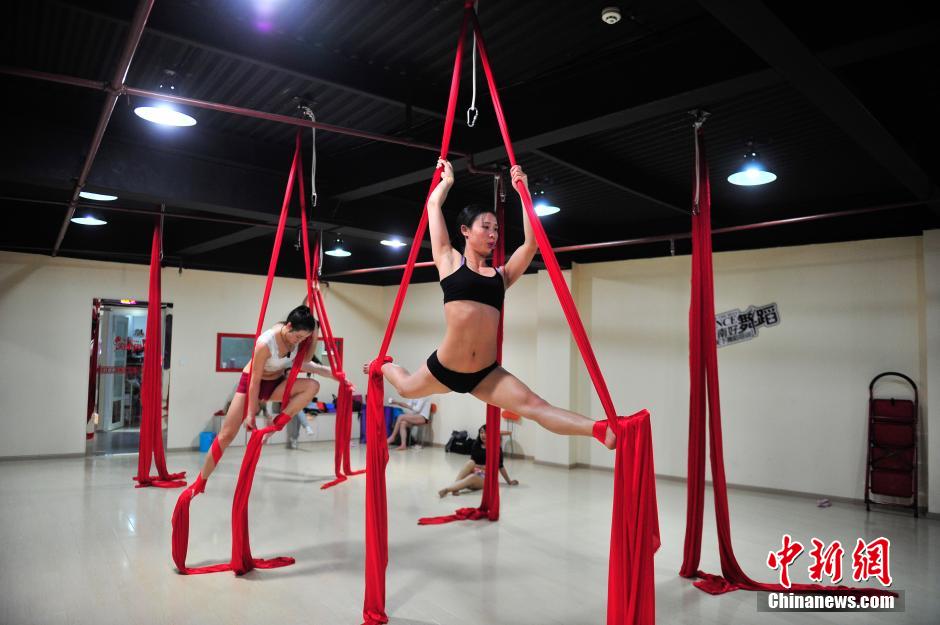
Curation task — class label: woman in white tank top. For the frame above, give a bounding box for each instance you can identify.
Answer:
[196,305,344,483]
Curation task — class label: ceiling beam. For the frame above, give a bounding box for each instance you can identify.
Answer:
[52,0,154,256]
[699,0,936,202]
[333,22,940,203]
[531,149,688,216]
[176,226,272,256]
[61,1,445,121]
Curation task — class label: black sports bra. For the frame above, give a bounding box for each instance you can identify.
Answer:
[440,257,505,311]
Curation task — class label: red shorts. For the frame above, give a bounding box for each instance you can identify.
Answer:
[235,372,284,401]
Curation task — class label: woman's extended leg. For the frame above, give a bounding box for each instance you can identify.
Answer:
[438,460,476,497]
[374,362,450,398]
[439,473,484,497]
[198,392,246,481]
[471,367,616,448]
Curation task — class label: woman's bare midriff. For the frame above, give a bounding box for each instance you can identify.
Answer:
[240,363,287,381]
[436,300,501,371]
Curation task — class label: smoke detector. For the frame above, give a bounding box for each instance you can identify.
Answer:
[601,7,621,24]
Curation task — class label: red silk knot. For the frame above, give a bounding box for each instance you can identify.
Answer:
[369,356,393,377]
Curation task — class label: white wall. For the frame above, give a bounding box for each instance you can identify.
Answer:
[0,251,383,457]
[577,237,924,505]
[1,234,934,509]
[534,269,578,465]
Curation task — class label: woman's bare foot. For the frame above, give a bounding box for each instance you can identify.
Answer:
[594,420,617,450]
[438,488,448,498]
[605,424,616,449]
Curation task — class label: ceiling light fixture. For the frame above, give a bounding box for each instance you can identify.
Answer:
[79,191,118,201]
[134,69,198,127]
[70,214,108,226]
[134,105,197,127]
[534,201,561,216]
[325,237,351,257]
[728,141,777,186]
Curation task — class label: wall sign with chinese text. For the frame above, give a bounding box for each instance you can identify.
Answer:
[716,302,780,348]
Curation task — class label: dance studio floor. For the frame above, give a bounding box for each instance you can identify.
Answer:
[1,442,936,625]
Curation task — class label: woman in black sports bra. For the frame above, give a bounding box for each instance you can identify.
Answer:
[366,159,616,449]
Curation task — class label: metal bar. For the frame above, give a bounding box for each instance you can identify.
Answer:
[122,86,466,156]
[553,202,926,252]
[51,0,155,257]
[0,65,468,157]
[3,195,434,254]
[1,196,286,229]
[0,66,107,90]
[327,261,436,277]
[325,201,927,276]
[2,245,178,264]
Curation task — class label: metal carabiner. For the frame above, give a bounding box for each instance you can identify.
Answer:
[466,106,479,128]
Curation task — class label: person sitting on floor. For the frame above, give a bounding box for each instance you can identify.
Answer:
[438,424,517,497]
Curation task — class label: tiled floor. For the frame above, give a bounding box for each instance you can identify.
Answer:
[0,442,936,625]
[87,428,148,455]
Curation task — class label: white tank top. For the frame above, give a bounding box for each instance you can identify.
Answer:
[257,326,298,372]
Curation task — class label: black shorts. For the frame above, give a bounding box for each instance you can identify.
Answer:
[426,350,498,394]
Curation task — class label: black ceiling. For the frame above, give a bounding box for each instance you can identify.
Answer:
[1,0,938,285]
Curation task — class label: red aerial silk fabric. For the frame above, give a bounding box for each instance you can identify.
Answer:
[418,180,505,526]
[363,5,660,624]
[172,130,327,575]
[608,410,659,625]
[680,126,894,599]
[133,221,186,488]
[361,7,471,624]
[303,216,364,489]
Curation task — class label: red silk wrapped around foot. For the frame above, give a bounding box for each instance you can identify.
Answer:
[171,474,214,574]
